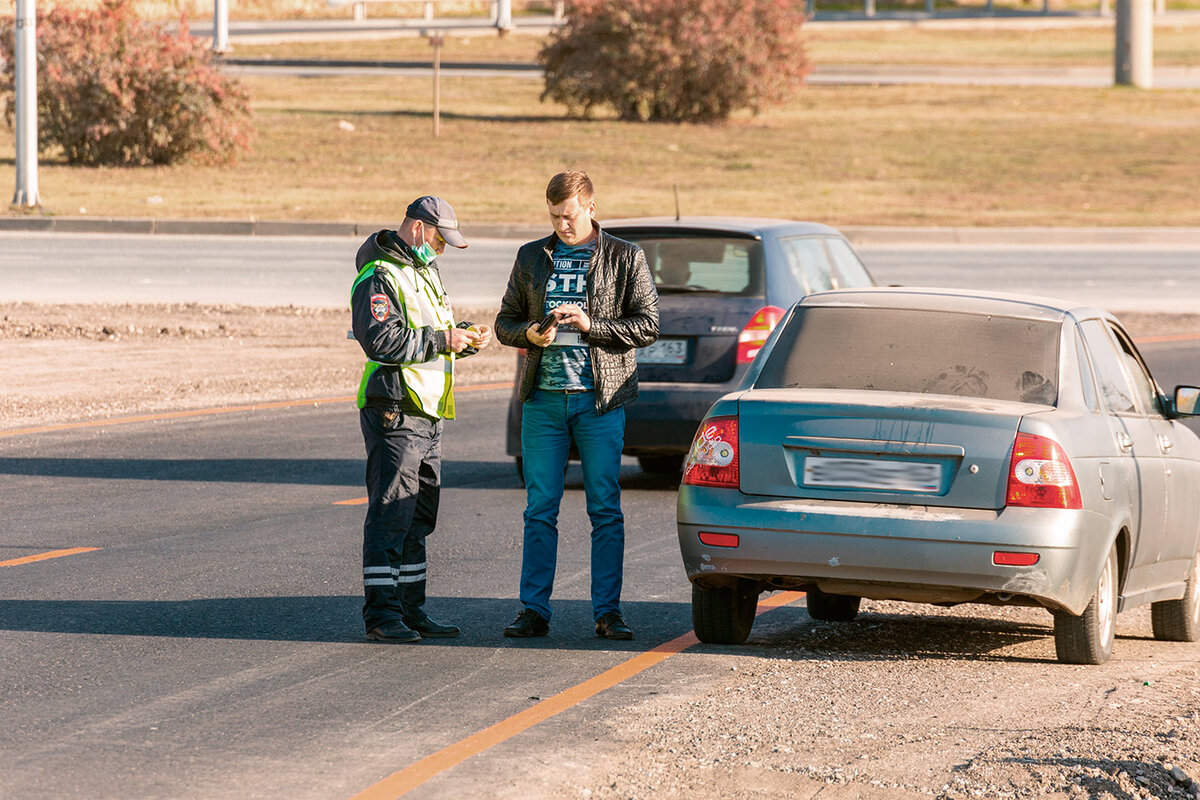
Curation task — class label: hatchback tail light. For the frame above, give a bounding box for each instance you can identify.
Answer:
[682,416,739,489]
[736,306,786,364]
[1005,432,1082,509]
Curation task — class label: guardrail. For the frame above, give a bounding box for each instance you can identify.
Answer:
[325,0,565,25]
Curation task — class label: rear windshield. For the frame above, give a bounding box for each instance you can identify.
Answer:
[615,233,764,297]
[756,307,1061,404]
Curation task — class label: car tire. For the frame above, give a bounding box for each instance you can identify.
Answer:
[691,580,758,644]
[1150,551,1200,642]
[805,586,861,622]
[1053,544,1117,665]
[638,454,684,475]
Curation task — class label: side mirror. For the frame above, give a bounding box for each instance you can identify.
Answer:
[1174,385,1200,416]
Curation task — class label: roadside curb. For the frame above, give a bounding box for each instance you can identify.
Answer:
[5,216,1200,247]
[838,226,1200,247]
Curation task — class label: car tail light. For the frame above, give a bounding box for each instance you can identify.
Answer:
[682,416,739,489]
[698,531,740,548]
[1005,432,1082,509]
[736,306,786,364]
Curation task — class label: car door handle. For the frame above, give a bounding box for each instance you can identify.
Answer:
[1158,434,1173,453]
[1116,432,1133,452]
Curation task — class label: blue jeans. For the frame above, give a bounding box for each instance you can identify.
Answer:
[520,389,625,622]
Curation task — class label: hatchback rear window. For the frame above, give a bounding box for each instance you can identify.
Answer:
[756,307,1061,404]
[617,234,764,297]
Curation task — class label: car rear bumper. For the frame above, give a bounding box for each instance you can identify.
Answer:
[677,487,1115,616]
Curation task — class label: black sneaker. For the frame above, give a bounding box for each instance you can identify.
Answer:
[503,608,549,638]
[405,613,460,638]
[595,611,633,640]
[366,619,421,644]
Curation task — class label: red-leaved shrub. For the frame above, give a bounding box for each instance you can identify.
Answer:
[0,1,253,166]
[538,0,810,123]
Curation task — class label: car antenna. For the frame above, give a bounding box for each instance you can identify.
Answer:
[673,184,681,221]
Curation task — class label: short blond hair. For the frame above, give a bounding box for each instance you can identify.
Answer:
[546,171,594,205]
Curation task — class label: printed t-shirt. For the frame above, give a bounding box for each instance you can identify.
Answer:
[536,239,595,391]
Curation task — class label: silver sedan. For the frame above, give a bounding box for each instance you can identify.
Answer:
[677,287,1200,664]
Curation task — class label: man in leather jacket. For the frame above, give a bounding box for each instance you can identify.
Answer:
[494,171,659,640]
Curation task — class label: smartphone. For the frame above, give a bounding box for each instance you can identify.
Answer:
[536,313,558,334]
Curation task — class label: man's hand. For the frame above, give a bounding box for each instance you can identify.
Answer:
[468,324,493,350]
[447,327,477,353]
[553,303,591,333]
[525,317,557,348]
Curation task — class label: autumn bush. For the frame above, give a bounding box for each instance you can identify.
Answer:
[0,1,253,165]
[538,0,810,123]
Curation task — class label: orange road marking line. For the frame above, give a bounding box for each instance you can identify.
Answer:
[1134,332,1200,345]
[1,547,101,567]
[350,591,804,800]
[334,497,369,506]
[0,383,513,440]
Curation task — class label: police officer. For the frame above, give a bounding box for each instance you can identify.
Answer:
[351,196,491,643]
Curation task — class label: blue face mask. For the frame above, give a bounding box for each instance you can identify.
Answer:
[412,224,437,266]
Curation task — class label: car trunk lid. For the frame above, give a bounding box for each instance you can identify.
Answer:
[637,295,765,383]
[737,388,1030,509]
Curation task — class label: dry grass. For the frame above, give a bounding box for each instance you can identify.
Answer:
[231,23,1200,67]
[3,22,1199,227]
[4,72,1198,227]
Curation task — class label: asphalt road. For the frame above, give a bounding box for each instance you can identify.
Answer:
[4,231,1200,312]
[4,234,1200,798]
[4,340,1199,799]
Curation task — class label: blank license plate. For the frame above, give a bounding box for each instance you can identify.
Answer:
[803,456,942,492]
[638,338,687,365]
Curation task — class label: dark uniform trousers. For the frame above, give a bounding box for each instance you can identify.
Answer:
[360,405,442,632]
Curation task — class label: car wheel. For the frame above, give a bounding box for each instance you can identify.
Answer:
[1150,551,1200,642]
[805,586,861,622]
[691,580,758,644]
[1053,544,1117,665]
[638,454,684,475]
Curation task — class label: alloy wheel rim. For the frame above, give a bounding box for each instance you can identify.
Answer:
[1189,557,1200,627]
[1097,554,1115,645]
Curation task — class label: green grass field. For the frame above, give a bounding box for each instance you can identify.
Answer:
[3,26,1198,227]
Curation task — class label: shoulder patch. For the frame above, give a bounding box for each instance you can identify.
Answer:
[370,293,390,321]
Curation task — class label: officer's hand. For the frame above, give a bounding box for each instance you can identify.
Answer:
[448,327,476,353]
[525,318,556,348]
[554,303,591,333]
[468,324,493,350]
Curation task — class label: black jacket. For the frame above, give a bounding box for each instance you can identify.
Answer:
[351,229,451,410]
[495,223,659,415]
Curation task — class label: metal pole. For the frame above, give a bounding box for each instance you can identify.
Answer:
[495,0,512,33]
[864,0,875,17]
[13,0,39,208]
[213,0,230,53]
[1115,0,1153,87]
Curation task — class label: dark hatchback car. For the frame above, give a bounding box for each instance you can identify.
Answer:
[505,217,876,475]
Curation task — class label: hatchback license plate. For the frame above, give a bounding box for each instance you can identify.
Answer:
[638,338,687,365]
[803,456,942,493]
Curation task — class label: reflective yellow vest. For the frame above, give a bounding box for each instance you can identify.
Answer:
[353,260,456,419]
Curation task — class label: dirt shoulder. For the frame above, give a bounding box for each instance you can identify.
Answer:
[0,302,514,432]
[2,303,1196,433]
[559,600,1200,800]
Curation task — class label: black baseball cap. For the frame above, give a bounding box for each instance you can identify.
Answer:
[406,195,468,249]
